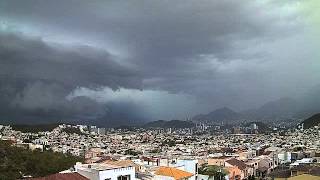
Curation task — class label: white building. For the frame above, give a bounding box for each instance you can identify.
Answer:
[290,158,313,167]
[278,152,291,164]
[97,128,106,135]
[75,162,136,180]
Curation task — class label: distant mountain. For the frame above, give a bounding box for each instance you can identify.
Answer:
[144,120,166,127]
[296,85,320,118]
[144,120,194,128]
[300,113,320,129]
[192,98,301,124]
[193,107,242,123]
[243,97,299,120]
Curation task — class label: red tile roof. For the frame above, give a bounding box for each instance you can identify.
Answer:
[25,173,88,180]
[226,158,248,170]
[155,166,193,180]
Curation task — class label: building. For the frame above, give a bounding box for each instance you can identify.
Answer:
[225,158,252,179]
[208,156,231,166]
[97,128,106,135]
[26,172,89,180]
[75,162,135,180]
[159,159,198,180]
[90,126,98,134]
[226,166,242,180]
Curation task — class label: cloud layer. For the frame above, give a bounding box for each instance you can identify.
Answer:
[0,0,319,123]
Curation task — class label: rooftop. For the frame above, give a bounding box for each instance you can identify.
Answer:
[77,163,122,171]
[155,166,193,180]
[26,172,88,180]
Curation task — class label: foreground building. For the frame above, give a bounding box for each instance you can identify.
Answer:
[27,172,89,180]
[75,162,136,180]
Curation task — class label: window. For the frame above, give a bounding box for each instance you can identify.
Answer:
[195,163,198,174]
[117,175,131,180]
[105,179,111,180]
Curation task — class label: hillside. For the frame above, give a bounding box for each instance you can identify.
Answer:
[193,107,241,123]
[245,98,299,120]
[11,123,61,133]
[144,120,194,128]
[300,113,320,129]
[0,140,83,180]
[192,98,303,124]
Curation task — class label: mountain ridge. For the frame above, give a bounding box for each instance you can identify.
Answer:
[300,113,320,129]
[144,120,194,128]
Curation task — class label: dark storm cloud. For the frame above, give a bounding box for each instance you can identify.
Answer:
[0,32,141,89]
[0,0,318,121]
[0,31,143,123]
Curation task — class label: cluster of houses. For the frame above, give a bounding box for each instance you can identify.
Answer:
[27,145,320,180]
[1,123,320,179]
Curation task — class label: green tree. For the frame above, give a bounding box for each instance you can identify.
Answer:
[0,140,83,179]
[124,149,141,156]
[198,164,228,180]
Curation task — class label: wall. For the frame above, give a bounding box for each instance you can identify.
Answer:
[208,158,227,166]
[76,168,100,180]
[98,167,136,180]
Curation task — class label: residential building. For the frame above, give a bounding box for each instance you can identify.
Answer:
[75,162,135,180]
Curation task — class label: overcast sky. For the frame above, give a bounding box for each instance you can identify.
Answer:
[0,0,319,121]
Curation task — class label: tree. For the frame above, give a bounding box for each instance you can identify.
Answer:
[198,163,228,180]
[124,149,141,156]
[0,140,83,179]
[162,139,176,147]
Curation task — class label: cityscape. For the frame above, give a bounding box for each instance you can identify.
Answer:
[1,0,320,179]
[1,116,320,179]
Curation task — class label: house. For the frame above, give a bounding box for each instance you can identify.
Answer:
[75,162,135,180]
[154,166,193,180]
[245,159,260,176]
[290,158,314,167]
[85,148,103,160]
[263,150,279,168]
[256,158,273,177]
[159,159,198,180]
[313,152,320,163]
[226,166,242,180]
[225,158,252,179]
[208,156,231,166]
[100,160,142,172]
[278,151,292,164]
[238,150,256,161]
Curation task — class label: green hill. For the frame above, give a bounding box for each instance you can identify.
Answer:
[0,140,83,180]
[11,123,61,133]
